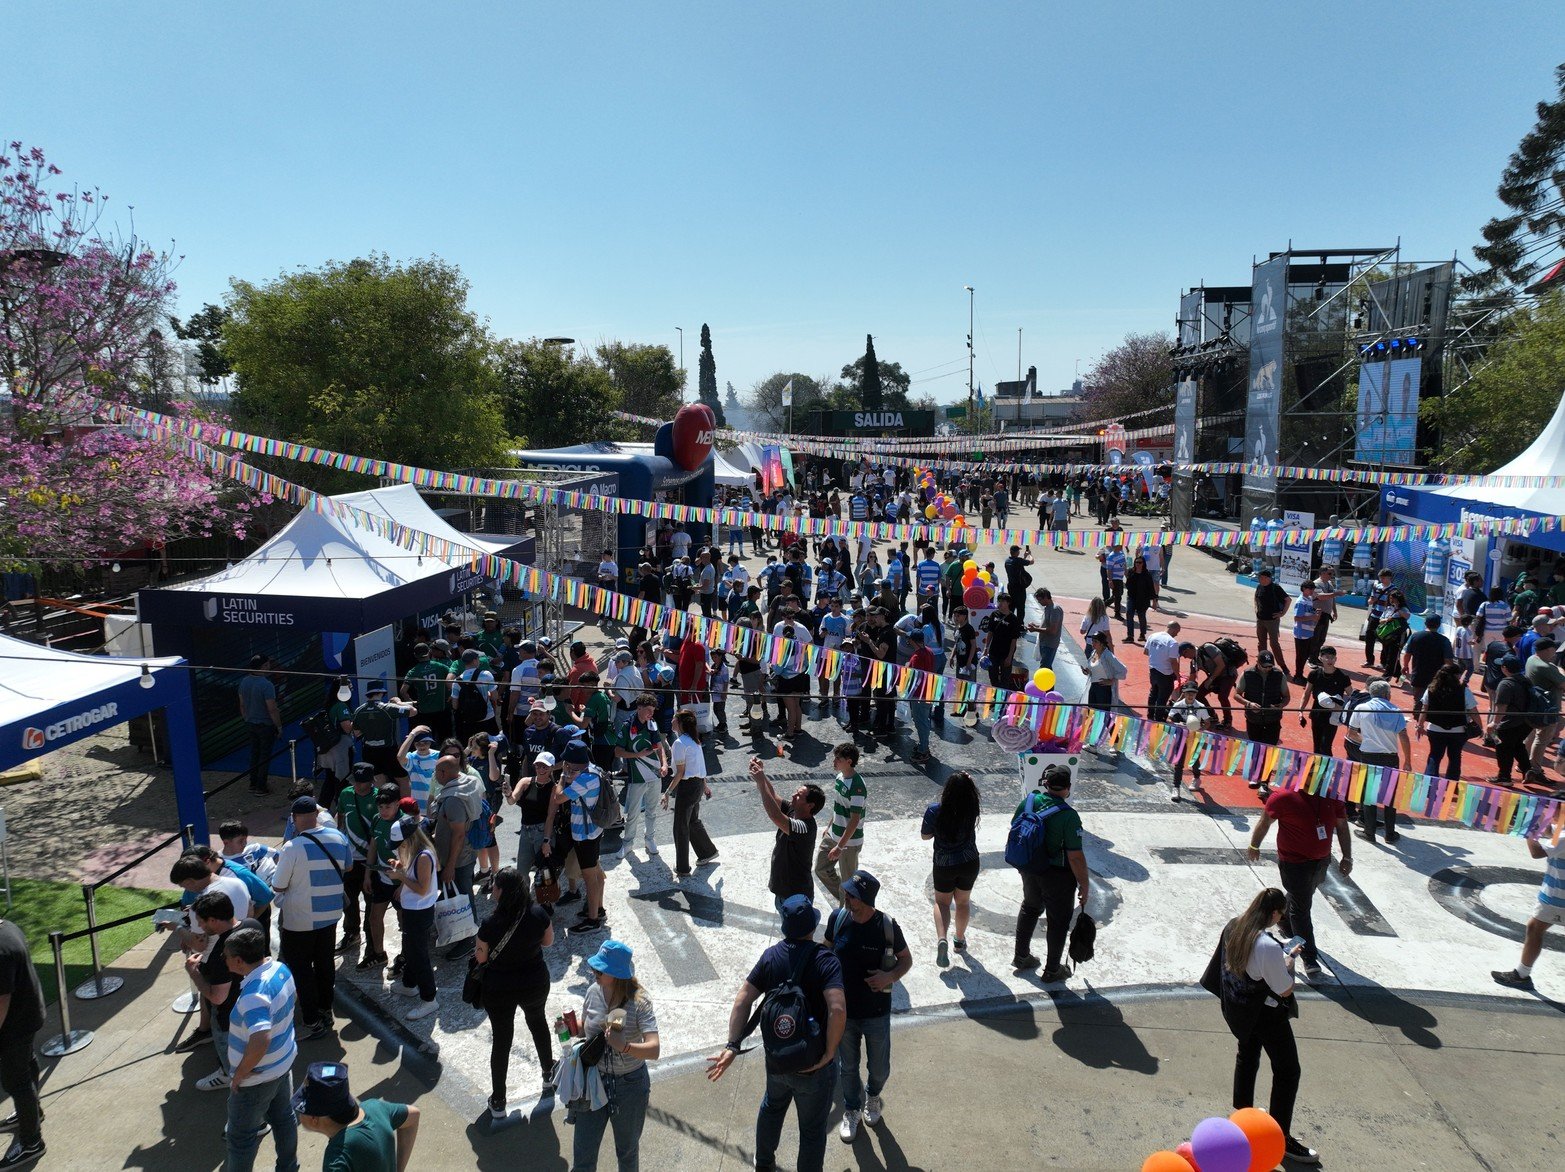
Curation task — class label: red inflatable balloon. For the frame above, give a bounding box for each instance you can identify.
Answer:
[1176,1142,1202,1171]
[963,584,991,608]
[670,402,716,472]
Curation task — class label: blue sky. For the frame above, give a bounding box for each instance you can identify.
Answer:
[7,2,1558,404]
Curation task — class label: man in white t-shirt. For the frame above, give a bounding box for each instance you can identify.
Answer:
[610,650,644,734]
[670,525,693,562]
[596,550,620,591]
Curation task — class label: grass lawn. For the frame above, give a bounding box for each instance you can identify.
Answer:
[4,877,176,1003]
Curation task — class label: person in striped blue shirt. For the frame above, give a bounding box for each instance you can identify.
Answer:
[222,926,299,1172]
[272,797,352,1040]
[1492,830,1565,991]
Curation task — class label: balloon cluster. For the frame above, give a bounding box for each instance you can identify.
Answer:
[1142,1109,1285,1172]
[912,466,968,528]
[959,559,992,608]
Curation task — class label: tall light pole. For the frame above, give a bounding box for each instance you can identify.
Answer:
[964,285,975,423]
[675,327,684,393]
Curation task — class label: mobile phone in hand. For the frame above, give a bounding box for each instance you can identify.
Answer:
[1282,935,1306,956]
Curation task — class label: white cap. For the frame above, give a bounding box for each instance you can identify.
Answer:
[1317,693,1341,709]
[534,751,557,768]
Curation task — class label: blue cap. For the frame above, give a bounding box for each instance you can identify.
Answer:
[291,1061,357,1121]
[587,939,635,980]
[841,870,880,907]
[779,893,820,939]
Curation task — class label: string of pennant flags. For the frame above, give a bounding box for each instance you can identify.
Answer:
[617,409,1565,489]
[96,399,1565,555]
[109,403,1565,843]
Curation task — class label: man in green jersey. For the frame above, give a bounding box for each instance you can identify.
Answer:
[400,642,453,743]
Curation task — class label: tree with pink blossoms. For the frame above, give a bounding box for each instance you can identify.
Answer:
[0,141,250,571]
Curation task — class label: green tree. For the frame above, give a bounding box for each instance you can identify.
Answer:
[860,334,883,410]
[840,347,916,411]
[1467,64,1565,295]
[747,371,827,431]
[597,341,684,422]
[1080,330,1175,423]
[168,303,233,387]
[1423,290,1565,470]
[696,323,726,425]
[724,380,740,412]
[496,339,621,450]
[223,255,510,487]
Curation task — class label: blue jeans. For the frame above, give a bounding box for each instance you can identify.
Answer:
[910,701,932,753]
[224,1070,298,1172]
[839,1014,891,1112]
[572,1064,649,1172]
[516,821,550,875]
[1037,643,1058,670]
[755,1058,838,1172]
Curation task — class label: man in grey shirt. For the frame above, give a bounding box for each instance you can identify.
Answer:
[1029,588,1064,671]
[429,755,484,958]
[237,655,281,795]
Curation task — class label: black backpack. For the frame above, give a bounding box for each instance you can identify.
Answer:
[1213,636,1248,669]
[742,943,826,1073]
[456,674,488,724]
[301,708,342,754]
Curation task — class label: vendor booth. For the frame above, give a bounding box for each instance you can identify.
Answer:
[0,634,206,833]
[514,405,717,587]
[136,485,534,766]
[1381,391,1565,614]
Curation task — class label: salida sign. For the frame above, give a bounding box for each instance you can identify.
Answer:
[22,701,121,750]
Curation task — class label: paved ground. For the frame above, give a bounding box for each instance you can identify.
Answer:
[12,512,1565,1168]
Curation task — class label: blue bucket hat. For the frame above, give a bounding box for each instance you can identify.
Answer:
[587,939,635,980]
[779,893,820,939]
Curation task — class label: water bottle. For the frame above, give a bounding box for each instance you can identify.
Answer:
[555,1015,571,1045]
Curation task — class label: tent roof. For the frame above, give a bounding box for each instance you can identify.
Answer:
[712,450,751,486]
[1431,390,1565,512]
[153,487,488,603]
[0,632,182,730]
[330,483,511,556]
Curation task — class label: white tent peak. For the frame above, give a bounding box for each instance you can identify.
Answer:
[1432,389,1565,510]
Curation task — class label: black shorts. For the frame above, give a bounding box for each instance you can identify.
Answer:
[774,674,808,696]
[361,743,407,780]
[933,859,980,893]
[368,872,399,905]
[568,836,602,870]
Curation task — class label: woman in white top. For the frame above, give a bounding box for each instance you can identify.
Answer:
[1079,596,1113,650]
[661,710,717,878]
[1081,631,1125,713]
[1416,662,1479,780]
[1216,887,1316,1165]
[387,816,439,1018]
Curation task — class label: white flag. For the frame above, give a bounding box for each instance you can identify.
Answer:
[781,379,794,407]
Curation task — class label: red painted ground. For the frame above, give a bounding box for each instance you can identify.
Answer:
[1053,596,1558,814]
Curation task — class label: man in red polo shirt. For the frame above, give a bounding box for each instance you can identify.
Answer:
[1246,787,1353,982]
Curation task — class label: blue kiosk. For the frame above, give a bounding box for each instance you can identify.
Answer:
[0,633,207,834]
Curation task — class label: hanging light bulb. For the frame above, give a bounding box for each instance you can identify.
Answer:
[337,682,353,703]
[111,562,122,573]
[139,664,155,689]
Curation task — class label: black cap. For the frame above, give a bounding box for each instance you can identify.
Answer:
[349,762,376,785]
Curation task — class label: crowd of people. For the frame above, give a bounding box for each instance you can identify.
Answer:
[110,459,1560,1172]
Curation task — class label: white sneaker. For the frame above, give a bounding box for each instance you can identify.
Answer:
[838,1109,861,1143]
[196,1070,230,1091]
[863,1095,883,1126]
[1169,782,1181,802]
[1189,777,1202,792]
[405,999,437,1021]
[644,841,660,856]
[394,982,420,999]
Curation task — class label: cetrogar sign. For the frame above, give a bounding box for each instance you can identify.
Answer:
[21,701,121,750]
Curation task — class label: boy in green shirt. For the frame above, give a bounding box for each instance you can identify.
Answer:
[294,1060,420,1172]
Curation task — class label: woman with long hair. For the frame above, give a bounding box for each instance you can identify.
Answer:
[1215,887,1317,1165]
[921,770,981,968]
[1082,631,1124,713]
[660,709,717,878]
[1079,596,1113,651]
[387,816,439,1020]
[1418,661,1478,780]
[1377,589,1411,681]
[477,866,555,1116]
[574,940,660,1172]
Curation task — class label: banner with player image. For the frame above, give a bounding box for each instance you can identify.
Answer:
[1242,254,1288,519]
[1355,356,1421,465]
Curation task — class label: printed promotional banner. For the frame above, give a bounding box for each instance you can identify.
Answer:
[1355,356,1421,465]
[1243,254,1288,520]
[1279,510,1315,592]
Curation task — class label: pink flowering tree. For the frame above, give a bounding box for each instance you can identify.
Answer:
[0,141,251,570]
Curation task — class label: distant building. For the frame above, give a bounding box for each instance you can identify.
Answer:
[991,367,1084,427]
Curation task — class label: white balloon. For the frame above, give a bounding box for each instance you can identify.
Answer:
[1184,714,1203,732]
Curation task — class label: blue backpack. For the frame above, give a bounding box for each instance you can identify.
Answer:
[1004,792,1068,874]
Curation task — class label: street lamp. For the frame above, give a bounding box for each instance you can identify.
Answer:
[675,327,684,391]
[964,285,975,422]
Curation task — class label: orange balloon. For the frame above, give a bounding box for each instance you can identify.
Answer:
[1142,1154,1195,1172]
[1229,1109,1284,1172]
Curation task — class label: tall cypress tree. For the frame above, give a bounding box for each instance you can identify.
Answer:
[697,322,725,425]
[860,334,883,411]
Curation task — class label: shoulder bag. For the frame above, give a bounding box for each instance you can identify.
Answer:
[462,914,522,1008]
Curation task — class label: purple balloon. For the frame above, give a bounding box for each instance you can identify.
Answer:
[924,486,936,500]
[1190,1116,1251,1172]
[1040,690,1064,704]
[1024,683,1047,699]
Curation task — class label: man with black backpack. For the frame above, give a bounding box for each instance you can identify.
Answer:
[705,894,846,1172]
[450,649,499,743]
[1489,654,1538,786]
[1184,639,1241,727]
[823,871,912,1144]
[1009,765,1090,982]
